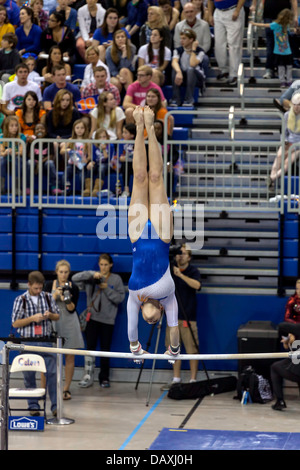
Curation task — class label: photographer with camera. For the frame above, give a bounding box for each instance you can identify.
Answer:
[72,254,125,389]
[11,270,60,416]
[45,260,83,401]
[161,244,201,390]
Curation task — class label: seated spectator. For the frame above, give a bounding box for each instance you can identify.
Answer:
[0,33,21,83]
[30,0,49,30]
[22,55,42,85]
[274,80,300,113]
[269,92,300,188]
[138,27,172,86]
[81,65,121,106]
[0,115,26,195]
[76,0,106,62]
[0,0,20,28]
[284,279,300,323]
[46,89,82,140]
[90,91,125,139]
[40,11,77,64]
[105,29,136,94]
[43,64,81,111]
[125,0,148,48]
[0,5,15,43]
[181,0,209,22]
[158,0,180,34]
[1,63,42,116]
[173,2,211,54]
[139,6,172,49]
[169,28,206,107]
[105,0,128,24]
[15,90,46,145]
[16,6,43,56]
[49,0,77,32]
[80,45,110,90]
[145,87,174,136]
[122,65,167,123]
[92,8,130,63]
[41,45,72,87]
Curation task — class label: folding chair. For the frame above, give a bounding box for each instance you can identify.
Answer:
[9,353,47,420]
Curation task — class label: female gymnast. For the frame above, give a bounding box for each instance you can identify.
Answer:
[127,106,180,361]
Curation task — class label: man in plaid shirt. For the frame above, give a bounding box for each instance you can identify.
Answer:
[11,271,60,416]
[81,66,121,105]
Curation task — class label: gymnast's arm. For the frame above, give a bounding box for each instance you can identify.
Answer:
[127,291,142,348]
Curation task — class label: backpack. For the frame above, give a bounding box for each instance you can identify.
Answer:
[236,366,273,404]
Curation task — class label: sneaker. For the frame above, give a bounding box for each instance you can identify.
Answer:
[280,82,287,88]
[272,399,286,411]
[216,72,229,82]
[228,77,237,86]
[29,409,40,416]
[121,190,130,197]
[78,374,93,388]
[273,98,285,113]
[160,379,181,391]
[169,100,179,107]
[263,69,273,79]
[100,380,110,388]
[182,100,194,107]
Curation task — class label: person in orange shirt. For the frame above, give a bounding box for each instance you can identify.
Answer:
[15,90,46,144]
[144,87,174,138]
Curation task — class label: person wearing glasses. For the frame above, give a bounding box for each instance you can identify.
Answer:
[127,105,180,362]
[122,65,167,124]
[269,92,300,189]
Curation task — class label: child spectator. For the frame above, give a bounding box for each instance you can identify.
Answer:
[0,33,21,82]
[87,127,115,197]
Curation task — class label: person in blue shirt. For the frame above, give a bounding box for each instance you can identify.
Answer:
[1,0,20,27]
[15,6,42,55]
[125,0,148,47]
[251,8,294,87]
[43,64,81,110]
[126,106,180,361]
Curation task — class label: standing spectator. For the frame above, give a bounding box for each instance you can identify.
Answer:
[251,8,294,87]
[43,64,81,111]
[81,65,120,106]
[125,0,148,47]
[138,27,172,86]
[15,6,42,56]
[45,260,84,400]
[170,28,206,106]
[207,0,245,86]
[284,279,300,323]
[161,244,201,389]
[72,254,125,389]
[259,0,298,79]
[174,2,211,53]
[11,270,60,417]
[123,65,167,123]
[0,5,15,43]
[105,29,136,94]
[76,0,106,62]
[92,8,130,62]
[1,63,42,116]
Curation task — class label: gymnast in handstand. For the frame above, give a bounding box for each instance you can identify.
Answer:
[127,105,180,359]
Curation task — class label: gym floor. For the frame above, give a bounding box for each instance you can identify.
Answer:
[4,370,300,451]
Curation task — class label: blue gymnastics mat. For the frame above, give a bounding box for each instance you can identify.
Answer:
[149,428,300,450]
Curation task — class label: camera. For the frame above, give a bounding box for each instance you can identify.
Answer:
[61,283,72,304]
[94,277,103,285]
[169,244,183,256]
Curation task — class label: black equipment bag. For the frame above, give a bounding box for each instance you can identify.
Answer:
[167,376,237,400]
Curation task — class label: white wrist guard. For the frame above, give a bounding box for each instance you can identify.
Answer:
[130,342,144,355]
[168,344,180,356]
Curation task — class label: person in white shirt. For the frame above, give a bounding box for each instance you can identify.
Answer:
[138,27,171,86]
[1,63,42,116]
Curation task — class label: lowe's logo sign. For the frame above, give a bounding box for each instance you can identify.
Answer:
[9,416,44,431]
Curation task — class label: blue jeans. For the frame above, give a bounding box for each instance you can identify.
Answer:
[22,342,57,412]
[279,80,300,104]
